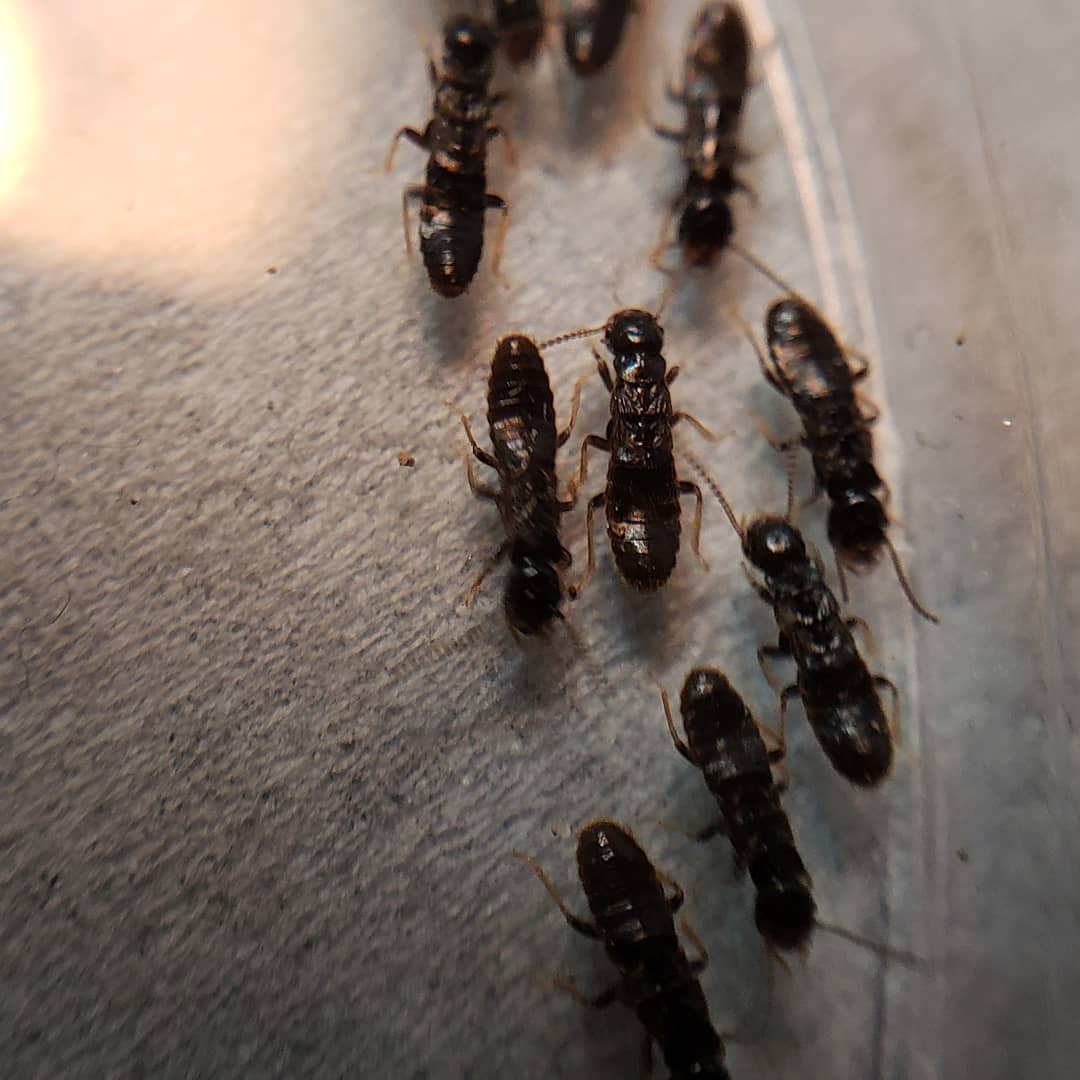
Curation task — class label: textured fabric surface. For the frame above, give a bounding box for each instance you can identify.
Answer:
[2,1,1076,1077]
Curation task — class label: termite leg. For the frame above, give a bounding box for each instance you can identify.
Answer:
[678,480,709,572]
[834,552,851,603]
[883,537,940,624]
[556,373,591,448]
[857,395,881,424]
[731,308,785,392]
[680,918,710,974]
[464,540,510,607]
[875,676,901,742]
[512,851,600,939]
[748,410,799,452]
[757,643,790,693]
[654,121,686,141]
[571,433,610,494]
[384,125,428,172]
[784,441,799,523]
[844,344,871,380]
[650,202,679,275]
[552,976,621,1009]
[401,185,425,256]
[759,715,787,759]
[665,78,685,104]
[778,685,800,744]
[693,818,728,842]
[486,125,518,166]
[845,615,877,656]
[801,474,824,509]
[734,175,760,206]
[485,193,511,280]
[655,869,685,914]
[673,411,723,443]
[448,406,499,470]
[465,454,499,501]
[568,491,606,599]
[770,758,791,794]
[660,685,694,763]
[656,816,726,842]
[743,564,773,604]
[590,348,615,393]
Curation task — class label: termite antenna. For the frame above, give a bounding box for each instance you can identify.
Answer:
[814,919,923,968]
[883,536,940,624]
[729,242,804,300]
[538,324,608,350]
[654,268,678,323]
[783,442,799,525]
[683,450,742,539]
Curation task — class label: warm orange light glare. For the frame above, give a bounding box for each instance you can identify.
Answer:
[0,1,37,202]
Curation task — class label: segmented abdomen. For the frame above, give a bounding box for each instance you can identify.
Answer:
[606,461,680,591]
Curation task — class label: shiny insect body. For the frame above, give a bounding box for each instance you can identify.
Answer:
[754,296,938,621]
[562,0,634,76]
[493,0,546,65]
[387,16,509,298]
[688,463,898,787]
[516,821,732,1080]
[656,2,752,267]
[566,309,710,594]
[743,513,896,786]
[663,668,815,951]
[456,335,584,634]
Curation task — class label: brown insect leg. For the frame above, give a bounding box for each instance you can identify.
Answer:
[552,976,622,1009]
[680,917,710,975]
[512,851,600,939]
[678,480,709,571]
[660,685,694,763]
[556,373,591,448]
[485,193,510,281]
[464,540,509,607]
[568,491,606,599]
[844,615,877,656]
[874,675,901,744]
[401,185,425,256]
[384,125,427,172]
[486,125,518,166]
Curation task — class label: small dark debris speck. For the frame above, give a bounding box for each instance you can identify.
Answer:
[266,266,278,275]
[398,452,416,468]
[957,848,970,862]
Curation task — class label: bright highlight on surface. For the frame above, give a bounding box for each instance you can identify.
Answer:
[0,1,36,201]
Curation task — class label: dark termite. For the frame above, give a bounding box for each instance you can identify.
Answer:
[687,457,899,787]
[452,335,586,634]
[654,2,752,269]
[515,820,732,1079]
[742,297,939,622]
[493,0,546,65]
[386,16,510,298]
[562,1,634,76]
[544,308,715,594]
[661,668,815,951]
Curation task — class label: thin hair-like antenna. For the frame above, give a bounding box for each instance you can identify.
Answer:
[538,323,608,350]
[654,266,678,322]
[729,242,804,299]
[814,919,923,968]
[683,451,742,539]
[883,537,940,624]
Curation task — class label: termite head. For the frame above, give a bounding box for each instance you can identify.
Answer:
[505,542,564,635]
[677,186,734,267]
[827,488,887,566]
[742,515,807,577]
[680,668,750,742]
[442,16,497,84]
[765,297,841,382]
[605,309,665,381]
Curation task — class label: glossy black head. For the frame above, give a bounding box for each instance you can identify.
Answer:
[604,308,666,381]
[678,189,734,267]
[828,489,888,565]
[576,819,650,907]
[442,16,497,84]
[742,515,808,577]
[504,545,563,635]
[755,883,817,952]
[680,668,747,735]
[765,297,840,375]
